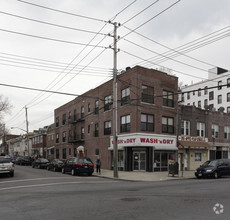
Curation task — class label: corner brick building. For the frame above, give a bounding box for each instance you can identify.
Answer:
[54,66,178,172]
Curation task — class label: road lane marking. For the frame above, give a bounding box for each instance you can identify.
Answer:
[0,180,120,191]
[0,176,95,184]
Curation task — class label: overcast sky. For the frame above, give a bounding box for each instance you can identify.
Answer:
[1,0,230,134]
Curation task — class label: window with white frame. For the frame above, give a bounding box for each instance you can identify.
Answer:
[218,80,222,90]
[181,120,190,136]
[204,86,208,95]
[218,95,222,104]
[197,122,205,137]
[224,126,230,140]
[212,124,219,138]
[121,88,130,106]
[227,78,230,87]
[120,115,130,132]
[227,93,230,102]
[198,101,201,108]
[104,95,112,111]
[198,88,201,96]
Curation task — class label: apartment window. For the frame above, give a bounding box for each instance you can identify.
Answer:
[56,149,59,159]
[227,107,230,113]
[197,122,205,137]
[121,87,130,106]
[187,92,190,100]
[88,103,91,113]
[81,106,84,119]
[56,133,59,143]
[204,99,208,107]
[95,100,99,114]
[62,131,66,142]
[181,120,190,136]
[204,86,208,95]
[163,90,174,107]
[69,148,71,156]
[56,117,59,127]
[218,95,222,104]
[62,148,66,159]
[181,93,184,102]
[68,111,71,119]
[195,153,202,162]
[193,91,195,96]
[81,127,84,139]
[162,117,174,134]
[74,109,77,121]
[88,125,90,134]
[198,101,201,108]
[198,88,201,96]
[212,124,219,138]
[104,121,111,135]
[62,113,66,125]
[218,80,222,90]
[193,102,195,106]
[95,149,99,155]
[141,113,154,131]
[209,91,214,100]
[141,85,154,104]
[224,126,230,140]
[121,115,131,132]
[227,93,230,102]
[227,78,230,87]
[104,95,112,111]
[95,123,99,137]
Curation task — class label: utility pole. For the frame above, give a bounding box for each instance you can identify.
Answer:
[111,22,119,178]
[25,106,29,156]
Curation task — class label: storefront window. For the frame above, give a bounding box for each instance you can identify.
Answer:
[195,153,202,162]
[154,151,176,172]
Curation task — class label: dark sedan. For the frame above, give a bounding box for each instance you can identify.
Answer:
[62,157,94,176]
[47,159,64,172]
[16,156,32,166]
[32,158,49,169]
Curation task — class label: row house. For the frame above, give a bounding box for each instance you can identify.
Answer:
[54,66,178,172]
[178,105,230,170]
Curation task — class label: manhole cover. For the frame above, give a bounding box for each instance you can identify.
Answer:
[121,198,141,202]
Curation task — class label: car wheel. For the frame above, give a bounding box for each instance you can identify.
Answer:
[71,169,75,176]
[214,171,219,179]
[88,172,92,176]
[62,168,65,174]
[10,172,14,177]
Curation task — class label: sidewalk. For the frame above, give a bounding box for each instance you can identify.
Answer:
[94,169,195,182]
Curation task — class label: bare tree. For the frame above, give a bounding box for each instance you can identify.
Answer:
[0,95,12,125]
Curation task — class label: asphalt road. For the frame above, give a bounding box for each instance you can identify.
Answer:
[0,165,229,220]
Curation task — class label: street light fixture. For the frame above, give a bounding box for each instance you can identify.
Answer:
[11,127,30,156]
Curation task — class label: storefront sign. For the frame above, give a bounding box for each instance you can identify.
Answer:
[178,136,208,142]
[110,133,177,150]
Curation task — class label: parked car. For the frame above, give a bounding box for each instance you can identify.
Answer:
[16,156,32,166]
[62,157,94,176]
[0,156,15,177]
[32,158,49,169]
[195,159,230,179]
[47,159,64,172]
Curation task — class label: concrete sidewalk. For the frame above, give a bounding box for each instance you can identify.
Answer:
[94,169,195,182]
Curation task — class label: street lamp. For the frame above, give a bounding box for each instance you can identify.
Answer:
[11,127,30,156]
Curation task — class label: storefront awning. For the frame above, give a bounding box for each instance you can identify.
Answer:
[178,140,213,149]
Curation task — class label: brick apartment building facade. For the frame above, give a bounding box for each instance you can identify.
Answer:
[54,66,178,172]
[178,105,230,170]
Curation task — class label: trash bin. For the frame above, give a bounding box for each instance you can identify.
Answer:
[168,162,179,176]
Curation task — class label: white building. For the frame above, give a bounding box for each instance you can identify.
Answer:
[180,67,230,113]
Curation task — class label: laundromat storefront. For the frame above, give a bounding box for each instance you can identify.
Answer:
[109,133,177,172]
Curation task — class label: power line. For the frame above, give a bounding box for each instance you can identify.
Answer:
[0,10,107,36]
[0,28,107,48]
[0,82,102,100]
[17,0,107,23]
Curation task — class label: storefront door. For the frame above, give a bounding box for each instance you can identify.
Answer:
[133,152,146,171]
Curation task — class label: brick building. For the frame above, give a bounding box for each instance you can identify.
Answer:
[178,105,230,170]
[54,66,178,172]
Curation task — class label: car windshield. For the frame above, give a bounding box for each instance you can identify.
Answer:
[41,159,49,162]
[207,160,218,167]
[78,158,92,164]
[200,161,210,167]
[0,158,11,163]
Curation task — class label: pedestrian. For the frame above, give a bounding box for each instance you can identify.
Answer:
[96,156,101,174]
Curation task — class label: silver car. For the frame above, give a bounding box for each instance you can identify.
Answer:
[0,157,15,177]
